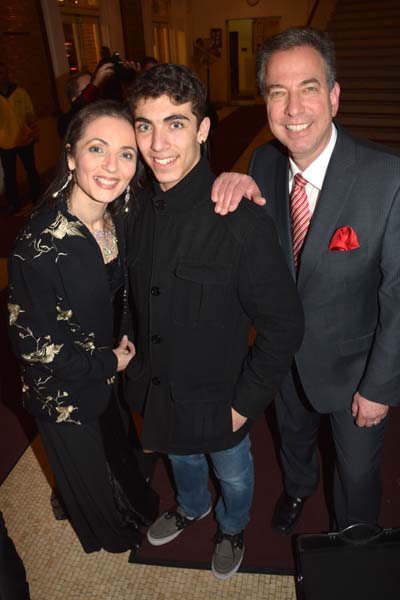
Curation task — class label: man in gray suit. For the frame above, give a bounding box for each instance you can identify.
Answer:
[212,27,400,531]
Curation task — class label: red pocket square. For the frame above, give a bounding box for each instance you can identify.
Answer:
[329,226,360,251]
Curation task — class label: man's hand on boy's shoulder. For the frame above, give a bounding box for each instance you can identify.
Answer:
[211,173,266,215]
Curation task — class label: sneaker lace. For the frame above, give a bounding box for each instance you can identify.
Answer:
[166,509,192,530]
[214,530,244,550]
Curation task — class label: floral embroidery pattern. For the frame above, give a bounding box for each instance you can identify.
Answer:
[55,299,82,334]
[32,238,67,262]
[42,212,85,240]
[14,229,32,250]
[8,303,25,326]
[75,332,96,354]
[22,339,64,364]
[15,212,86,263]
[22,375,81,425]
[56,404,80,423]
[54,299,98,349]
[8,210,112,428]
[9,305,64,366]
[56,306,73,321]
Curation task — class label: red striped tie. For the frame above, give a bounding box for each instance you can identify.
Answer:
[290,173,310,268]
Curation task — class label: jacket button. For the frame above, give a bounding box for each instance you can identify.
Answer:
[152,377,161,386]
[151,286,161,296]
[155,199,166,210]
[151,334,161,344]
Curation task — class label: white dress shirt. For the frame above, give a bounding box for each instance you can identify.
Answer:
[289,124,337,217]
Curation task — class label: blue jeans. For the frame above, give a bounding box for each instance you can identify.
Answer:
[168,434,254,535]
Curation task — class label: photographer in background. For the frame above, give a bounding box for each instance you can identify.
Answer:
[57,63,114,139]
[99,52,139,102]
[58,54,139,140]
[96,45,112,68]
[141,56,158,71]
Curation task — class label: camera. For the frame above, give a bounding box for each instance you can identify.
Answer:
[111,52,124,75]
[110,52,136,84]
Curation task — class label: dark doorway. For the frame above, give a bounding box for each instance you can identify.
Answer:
[229,31,239,98]
[227,17,281,102]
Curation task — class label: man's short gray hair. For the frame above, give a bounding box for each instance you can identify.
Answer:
[257,27,336,97]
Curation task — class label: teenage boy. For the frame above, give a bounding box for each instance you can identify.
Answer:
[126,63,304,579]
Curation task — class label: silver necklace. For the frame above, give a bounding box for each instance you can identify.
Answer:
[67,199,118,262]
[91,225,117,258]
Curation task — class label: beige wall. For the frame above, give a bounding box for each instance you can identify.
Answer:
[189,0,313,102]
[170,0,191,64]
[138,0,331,102]
[141,0,191,64]
[100,0,126,56]
[228,20,255,96]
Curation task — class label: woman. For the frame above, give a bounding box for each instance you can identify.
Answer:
[7,100,158,554]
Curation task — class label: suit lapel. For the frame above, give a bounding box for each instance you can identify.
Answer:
[273,153,296,278]
[297,128,358,293]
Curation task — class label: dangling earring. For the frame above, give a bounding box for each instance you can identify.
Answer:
[123,186,131,213]
[52,171,73,198]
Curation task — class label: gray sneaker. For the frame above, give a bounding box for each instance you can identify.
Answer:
[211,530,244,580]
[147,505,211,546]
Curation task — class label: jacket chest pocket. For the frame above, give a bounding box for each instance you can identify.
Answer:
[172,262,232,327]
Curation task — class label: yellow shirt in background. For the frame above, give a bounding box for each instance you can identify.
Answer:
[0,87,38,149]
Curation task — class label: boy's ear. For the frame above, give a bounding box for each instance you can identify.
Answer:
[197,116,211,144]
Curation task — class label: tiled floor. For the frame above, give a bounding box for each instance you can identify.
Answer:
[1,439,297,600]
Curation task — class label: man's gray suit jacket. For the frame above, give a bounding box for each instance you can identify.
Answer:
[249,126,400,413]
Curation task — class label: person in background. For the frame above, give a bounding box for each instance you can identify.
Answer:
[96,45,112,69]
[8,100,158,556]
[57,64,114,139]
[211,27,400,533]
[141,56,158,71]
[0,63,40,214]
[99,53,139,102]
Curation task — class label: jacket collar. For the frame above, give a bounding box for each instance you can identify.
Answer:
[297,125,358,292]
[150,154,215,216]
[270,126,358,288]
[53,193,127,261]
[273,151,294,276]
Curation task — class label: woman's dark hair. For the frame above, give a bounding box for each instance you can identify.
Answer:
[42,99,147,215]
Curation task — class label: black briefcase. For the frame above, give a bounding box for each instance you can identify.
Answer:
[295,524,400,600]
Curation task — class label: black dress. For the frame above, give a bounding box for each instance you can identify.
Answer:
[36,257,158,554]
